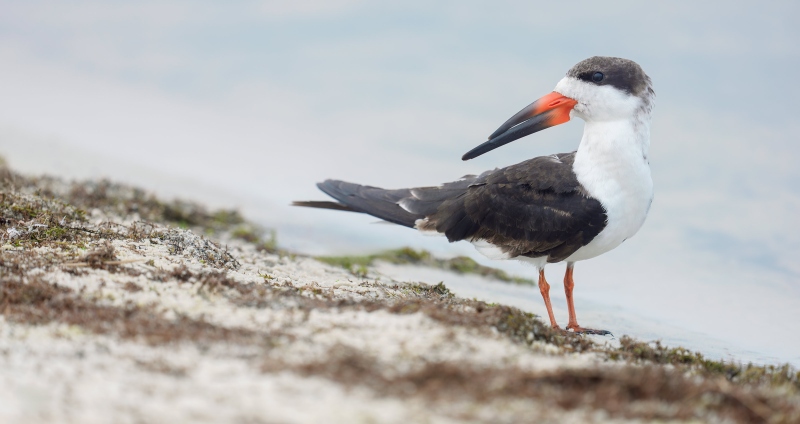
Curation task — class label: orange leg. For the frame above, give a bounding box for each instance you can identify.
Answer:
[563,263,611,335]
[538,269,559,329]
[563,263,580,330]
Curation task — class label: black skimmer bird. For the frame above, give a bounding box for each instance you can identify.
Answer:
[295,56,655,334]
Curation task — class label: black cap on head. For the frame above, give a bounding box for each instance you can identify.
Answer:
[567,56,652,97]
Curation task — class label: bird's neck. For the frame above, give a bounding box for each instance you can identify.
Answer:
[577,115,651,163]
[572,115,653,207]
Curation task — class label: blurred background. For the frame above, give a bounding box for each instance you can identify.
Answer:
[1,1,798,365]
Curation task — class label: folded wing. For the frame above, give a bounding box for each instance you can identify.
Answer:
[294,152,607,262]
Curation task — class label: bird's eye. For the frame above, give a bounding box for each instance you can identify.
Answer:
[592,72,604,82]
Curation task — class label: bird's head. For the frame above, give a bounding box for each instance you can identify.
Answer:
[462,56,654,161]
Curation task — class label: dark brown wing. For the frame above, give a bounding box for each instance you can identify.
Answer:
[294,152,607,263]
[406,152,607,262]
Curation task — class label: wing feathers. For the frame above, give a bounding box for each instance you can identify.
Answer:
[294,151,607,262]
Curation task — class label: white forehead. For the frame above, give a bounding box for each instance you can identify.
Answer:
[553,76,644,121]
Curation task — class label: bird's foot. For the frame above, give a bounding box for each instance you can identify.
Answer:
[566,325,613,336]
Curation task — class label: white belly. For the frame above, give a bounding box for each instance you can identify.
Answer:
[565,121,654,262]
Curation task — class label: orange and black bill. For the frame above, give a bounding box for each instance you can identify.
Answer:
[462,92,577,161]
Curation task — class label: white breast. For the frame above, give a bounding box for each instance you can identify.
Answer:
[565,119,654,262]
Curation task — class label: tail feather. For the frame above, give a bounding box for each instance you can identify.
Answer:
[294,178,475,230]
[296,180,422,228]
[291,201,358,212]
